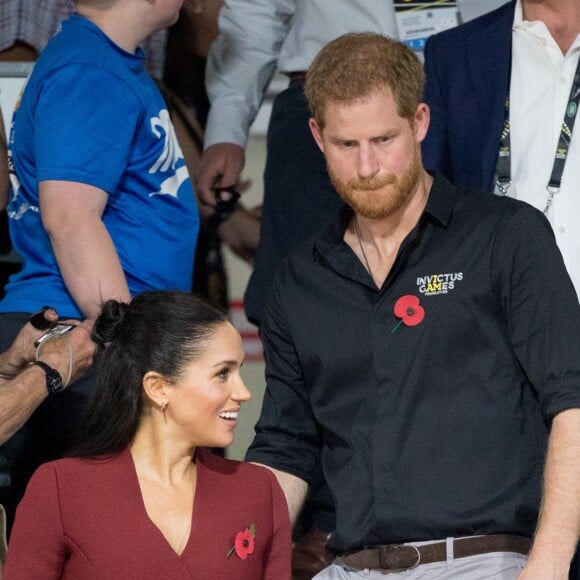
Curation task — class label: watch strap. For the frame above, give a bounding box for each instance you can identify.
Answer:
[32,360,64,395]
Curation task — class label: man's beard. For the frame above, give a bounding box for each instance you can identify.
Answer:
[328,144,423,219]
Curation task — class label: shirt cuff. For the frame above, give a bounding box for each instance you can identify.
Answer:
[204,105,251,150]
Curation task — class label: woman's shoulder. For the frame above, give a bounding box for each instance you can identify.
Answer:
[196,450,288,530]
[31,453,126,485]
[197,449,278,487]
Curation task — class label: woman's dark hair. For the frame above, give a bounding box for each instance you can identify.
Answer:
[73,290,229,458]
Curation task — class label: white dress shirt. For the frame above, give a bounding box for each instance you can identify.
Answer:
[506,0,580,296]
[204,0,399,149]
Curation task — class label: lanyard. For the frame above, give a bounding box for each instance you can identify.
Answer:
[496,55,580,215]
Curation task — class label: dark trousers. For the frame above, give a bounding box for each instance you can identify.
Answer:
[244,79,343,326]
[0,312,97,536]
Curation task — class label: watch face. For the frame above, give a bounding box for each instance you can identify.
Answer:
[46,368,64,394]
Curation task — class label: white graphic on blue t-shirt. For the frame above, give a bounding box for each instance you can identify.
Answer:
[7,145,37,221]
[149,109,189,198]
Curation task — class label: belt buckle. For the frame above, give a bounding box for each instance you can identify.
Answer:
[379,544,421,571]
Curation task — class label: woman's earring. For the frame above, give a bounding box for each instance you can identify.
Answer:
[161,400,168,424]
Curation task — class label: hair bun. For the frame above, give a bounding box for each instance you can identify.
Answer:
[92,299,130,348]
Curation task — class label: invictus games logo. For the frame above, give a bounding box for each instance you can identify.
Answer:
[417,272,463,296]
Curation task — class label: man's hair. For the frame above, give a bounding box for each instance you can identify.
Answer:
[305,33,425,126]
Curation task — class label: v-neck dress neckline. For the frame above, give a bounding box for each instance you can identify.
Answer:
[123,447,202,560]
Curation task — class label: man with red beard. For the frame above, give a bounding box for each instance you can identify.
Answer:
[246,33,580,580]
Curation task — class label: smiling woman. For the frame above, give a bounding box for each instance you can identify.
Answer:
[2,291,292,580]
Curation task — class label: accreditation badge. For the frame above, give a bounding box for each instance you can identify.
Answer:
[394,0,459,54]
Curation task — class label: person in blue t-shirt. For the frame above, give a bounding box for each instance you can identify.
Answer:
[0,0,199,532]
[3,2,198,321]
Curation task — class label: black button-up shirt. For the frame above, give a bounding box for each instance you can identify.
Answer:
[246,173,580,554]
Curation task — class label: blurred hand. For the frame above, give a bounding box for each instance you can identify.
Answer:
[37,320,97,387]
[218,205,261,264]
[195,143,245,207]
[0,308,59,379]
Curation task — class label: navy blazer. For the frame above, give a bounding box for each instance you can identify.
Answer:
[422,1,515,192]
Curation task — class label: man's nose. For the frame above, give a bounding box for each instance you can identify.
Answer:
[356,144,379,179]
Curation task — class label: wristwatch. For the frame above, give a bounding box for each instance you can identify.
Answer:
[32,360,64,395]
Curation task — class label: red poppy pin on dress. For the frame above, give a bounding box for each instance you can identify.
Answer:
[227,524,256,559]
[391,295,425,334]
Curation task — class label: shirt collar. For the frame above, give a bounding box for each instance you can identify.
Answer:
[512,0,553,41]
[421,171,456,227]
[316,172,456,255]
[513,0,524,29]
[512,1,580,58]
[512,0,547,35]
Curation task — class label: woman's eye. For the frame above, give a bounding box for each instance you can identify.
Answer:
[218,368,230,380]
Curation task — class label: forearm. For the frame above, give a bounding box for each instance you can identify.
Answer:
[204,0,294,148]
[1,324,96,444]
[48,220,130,320]
[0,366,47,445]
[0,308,60,381]
[253,463,308,526]
[526,408,580,575]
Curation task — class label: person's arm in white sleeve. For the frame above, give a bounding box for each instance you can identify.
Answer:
[196,0,295,206]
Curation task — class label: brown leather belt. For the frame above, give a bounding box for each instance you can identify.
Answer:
[341,535,531,572]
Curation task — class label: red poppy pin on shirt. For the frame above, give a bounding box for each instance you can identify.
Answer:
[227,524,256,559]
[391,295,425,334]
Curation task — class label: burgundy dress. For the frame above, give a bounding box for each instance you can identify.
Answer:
[3,448,292,579]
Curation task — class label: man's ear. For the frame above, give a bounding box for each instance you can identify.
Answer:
[309,118,325,153]
[142,371,169,408]
[413,103,430,143]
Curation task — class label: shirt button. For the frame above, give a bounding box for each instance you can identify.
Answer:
[560,76,567,84]
[540,38,547,46]
[558,226,566,234]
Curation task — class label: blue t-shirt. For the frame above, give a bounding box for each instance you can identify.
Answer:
[2,15,199,317]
